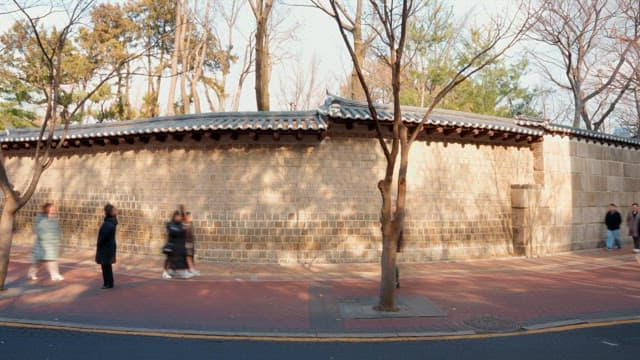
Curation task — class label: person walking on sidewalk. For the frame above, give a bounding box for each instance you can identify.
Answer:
[183,211,200,276]
[162,210,192,279]
[628,203,640,253]
[28,203,64,281]
[605,203,622,250]
[95,204,118,289]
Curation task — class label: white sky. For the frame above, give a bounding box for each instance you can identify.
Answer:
[1,1,553,115]
[228,0,546,112]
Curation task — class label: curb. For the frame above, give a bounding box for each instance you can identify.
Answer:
[2,316,640,342]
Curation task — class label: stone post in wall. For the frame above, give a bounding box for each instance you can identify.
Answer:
[511,184,544,257]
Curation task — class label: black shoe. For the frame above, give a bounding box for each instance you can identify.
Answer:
[395,282,400,289]
[101,285,114,289]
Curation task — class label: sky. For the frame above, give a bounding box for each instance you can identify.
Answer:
[0,1,555,116]
[226,0,548,112]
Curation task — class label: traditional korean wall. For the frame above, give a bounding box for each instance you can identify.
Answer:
[511,135,640,256]
[6,131,535,263]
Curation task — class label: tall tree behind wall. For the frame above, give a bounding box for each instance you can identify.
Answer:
[614,0,640,137]
[249,0,274,111]
[399,0,543,117]
[312,0,371,101]
[80,3,137,120]
[165,0,229,115]
[127,0,176,118]
[166,0,186,115]
[215,0,252,112]
[528,0,635,131]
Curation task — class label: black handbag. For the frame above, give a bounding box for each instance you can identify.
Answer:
[162,242,174,254]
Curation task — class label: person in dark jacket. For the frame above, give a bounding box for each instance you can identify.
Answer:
[604,203,622,250]
[626,203,640,253]
[96,204,118,289]
[162,210,192,279]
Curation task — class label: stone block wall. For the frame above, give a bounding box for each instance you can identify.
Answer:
[4,132,534,264]
[512,135,640,256]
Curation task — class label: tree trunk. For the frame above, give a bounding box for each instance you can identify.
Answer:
[376,177,399,311]
[253,0,272,111]
[124,62,131,119]
[116,73,124,119]
[350,0,365,101]
[180,7,191,115]
[166,0,184,116]
[0,197,18,290]
[255,20,270,111]
[146,46,154,102]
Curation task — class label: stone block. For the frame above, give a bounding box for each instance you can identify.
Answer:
[605,147,622,161]
[607,176,624,192]
[606,161,624,177]
[588,144,604,160]
[576,141,590,158]
[570,158,585,174]
[588,160,603,176]
[623,164,639,178]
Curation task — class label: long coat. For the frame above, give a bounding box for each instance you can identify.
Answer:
[32,214,61,261]
[95,217,118,265]
[628,211,640,237]
[166,221,187,269]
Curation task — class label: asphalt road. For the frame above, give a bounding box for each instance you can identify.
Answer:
[1,323,639,360]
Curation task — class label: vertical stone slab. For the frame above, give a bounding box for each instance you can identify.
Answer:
[511,184,543,257]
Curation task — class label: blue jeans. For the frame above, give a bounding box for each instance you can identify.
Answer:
[606,229,622,249]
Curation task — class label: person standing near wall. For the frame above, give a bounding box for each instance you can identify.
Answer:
[95,204,118,289]
[627,203,640,253]
[605,203,622,250]
[28,203,64,281]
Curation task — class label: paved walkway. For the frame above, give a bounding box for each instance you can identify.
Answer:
[1,245,639,338]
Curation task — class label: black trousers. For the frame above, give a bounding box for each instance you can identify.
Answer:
[101,264,114,287]
[634,236,639,249]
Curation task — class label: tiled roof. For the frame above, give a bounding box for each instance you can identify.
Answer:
[1,95,638,148]
[0,111,326,143]
[514,118,640,147]
[318,95,544,136]
[544,123,640,146]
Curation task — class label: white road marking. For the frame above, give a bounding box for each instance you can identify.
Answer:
[601,340,619,347]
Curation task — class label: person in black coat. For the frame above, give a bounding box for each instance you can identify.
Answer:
[96,204,118,289]
[162,210,191,279]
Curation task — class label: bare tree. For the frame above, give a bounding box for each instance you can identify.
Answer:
[311,0,373,101]
[249,0,274,111]
[614,0,640,137]
[210,0,245,111]
[528,0,635,131]
[165,0,186,115]
[230,34,255,112]
[324,0,534,311]
[278,54,325,110]
[0,0,142,289]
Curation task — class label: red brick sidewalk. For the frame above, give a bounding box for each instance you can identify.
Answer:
[1,245,639,336]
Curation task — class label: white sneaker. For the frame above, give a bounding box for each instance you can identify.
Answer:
[162,271,172,279]
[189,269,201,276]
[179,270,194,279]
[28,274,38,280]
[51,275,64,281]
[633,249,640,253]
